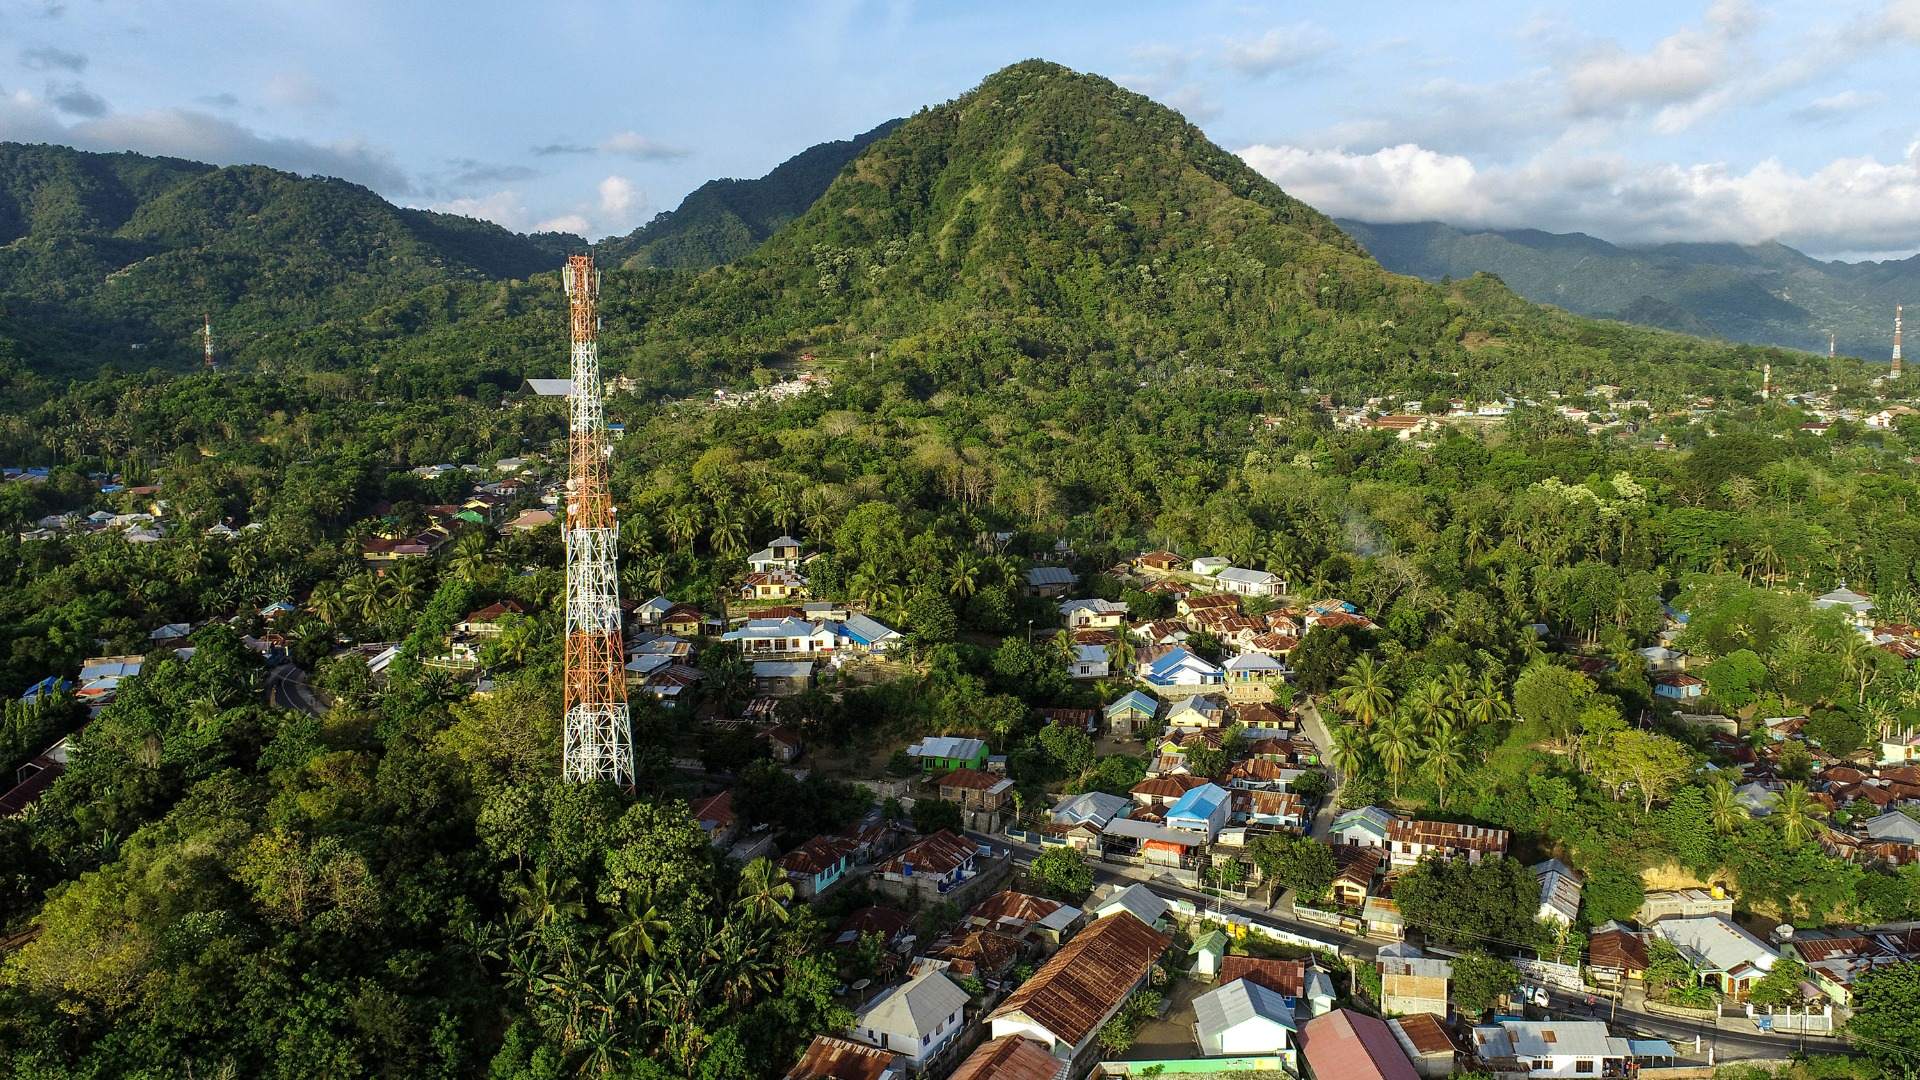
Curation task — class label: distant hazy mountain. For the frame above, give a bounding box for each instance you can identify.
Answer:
[597,119,903,271]
[1338,219,1917,360]
[0,142,582,373]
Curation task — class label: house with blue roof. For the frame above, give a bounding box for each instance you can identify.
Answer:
[833,613,900,653]
[1105,690,1160,737]
[1143,647,1224,688]
[721,617,837,656]
[19,676,71,703]
[1165,782,1231,840]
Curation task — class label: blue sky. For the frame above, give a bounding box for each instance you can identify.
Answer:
[3,0,1918,258]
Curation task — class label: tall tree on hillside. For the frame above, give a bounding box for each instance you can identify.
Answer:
[1334,655,1393,729]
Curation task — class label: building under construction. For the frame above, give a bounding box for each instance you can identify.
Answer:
[559,254,634,787]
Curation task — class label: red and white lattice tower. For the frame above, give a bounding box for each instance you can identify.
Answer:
[560,254,633,786]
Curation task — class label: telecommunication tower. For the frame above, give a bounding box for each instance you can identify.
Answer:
[1894,304,1904,380]
[203,313,216,371]
[560,254,633,787]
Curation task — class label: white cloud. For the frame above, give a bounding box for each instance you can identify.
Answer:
[264,70,336,110]
[1563,0,1751,124]
[1790,89,1884,124]
[436,190,535,230]
[597,175,637,215]
[599,131,688,161]
[1237,138,1920,259]
[1221,24,1336,78]
[0,88,412,194]
[533,214,590,235]
[46,81,105,117]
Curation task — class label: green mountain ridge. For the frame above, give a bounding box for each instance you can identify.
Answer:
[0,142,583,374]
[1338,218,1917,360]
[597,118,903,270]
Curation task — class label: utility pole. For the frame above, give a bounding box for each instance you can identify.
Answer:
[560,254,633,788]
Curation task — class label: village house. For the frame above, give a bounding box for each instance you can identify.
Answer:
[1300,1009,1421,1080]
[874,830,986,904]
[659,604,706,638]
[965,890,1083,949]
[1587,923,1651,988]
[1060,598,1129,629]
[1224,650,1287,695]
[1193,978,1298,1062]
[850,969,970,1067]
[1165,693,1228,729]
[741,568,808,601]
[1191,556,1230,576]
[1163,782,1232,840]
[780,835,860,900]
[1216,566,1284,597]
[1470,1020,1632,1079]
[457,600,525,635]
[1105,689,1161,737]
[1534,859,1584,925]
[748,535,803,573]
[948,1036,1057,1080]
[1070,643,1110,679]
[986,911,1171,1069]
[753,661,814,698]
[905,735,988,773]
[1141,646,1225,688]
[1652,914,1779,1001]
[1653,672,1706,702]
[1023,566,1075,598]
[1378,943,1452,1017]
[783,1035,905,1080]
[1135,550,1183,575]
[1098,815,1205,868]
[1390,1014,1458,1079]
[936,768,1014,830]
[725,617,837,657]
[1332,806,1510,868]
[690,790,739,849]
[1051,791,1132,832]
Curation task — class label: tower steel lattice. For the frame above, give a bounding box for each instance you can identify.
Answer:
[560,254,633,786]
[203,313,216,371]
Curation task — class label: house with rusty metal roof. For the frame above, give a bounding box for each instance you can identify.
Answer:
[987,911,1170,1068]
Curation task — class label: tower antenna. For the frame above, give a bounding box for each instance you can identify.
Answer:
[203,313,216,371]
[560,254,633,787]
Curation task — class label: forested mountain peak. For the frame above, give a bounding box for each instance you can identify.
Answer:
[596,118,903,270]
[0,143,582,374]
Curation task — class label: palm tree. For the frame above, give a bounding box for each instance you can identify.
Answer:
[511,866,586,929]
[1371,713,1419,800]
[1463,671,1512,730]
[341,573,385,625]
[1328,722,1369,779]
[1333,655,1393,729]
[948,556,981,599]
[1776,782,1818,846]
[1421,720,1468,809]
[1406,677,1454,736]
[609,893,671,961]
[733,857,794,925]
[1704,776,1748,836]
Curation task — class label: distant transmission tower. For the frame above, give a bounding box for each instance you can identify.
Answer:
[1894,304,1904,380]
[560,254,633,786]
[202,313,216,371]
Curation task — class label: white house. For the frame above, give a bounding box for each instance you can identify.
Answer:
[851,969,970,1066]
[988,912,1170,1066]
[1652,915,1778,1000]
[1143,648,1224,688]
[1093,883,1171,928]
[1533,859,1583,925]
[1216,567,1283,597]
[1071,643,1111,679]
[1165,783,1232,841]
[1193,978,1298,1059]
[1191,556,1230,576]
[748,535,803,573]
[1224,651,1286,689]
[722,617,837,656]
[1471,1021,1630,1078]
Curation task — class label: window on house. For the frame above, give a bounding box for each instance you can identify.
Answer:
[1575,1061,1594,1074]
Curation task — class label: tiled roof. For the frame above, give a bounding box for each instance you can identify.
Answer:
[988,911,1170,1046]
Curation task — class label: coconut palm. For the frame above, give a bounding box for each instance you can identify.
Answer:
[1421,720,1468,809]
[734,857,794,925]
[1371,712,1420,800]
[1333,655,1394,729]
[511,866,585,929]
[1328,722,1369,779]
[609,893,671,961]
[1463,671,1512,730]
[1703,776,1748,836]
[1776,782,1819,846]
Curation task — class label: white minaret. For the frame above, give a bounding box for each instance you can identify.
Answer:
[1894,304,1904,379]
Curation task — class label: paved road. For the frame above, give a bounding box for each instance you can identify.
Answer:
[1544,988,1850,1061]
[982,829,1850,1063]
[1295,696,1340,839]
[266,664,327,716]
